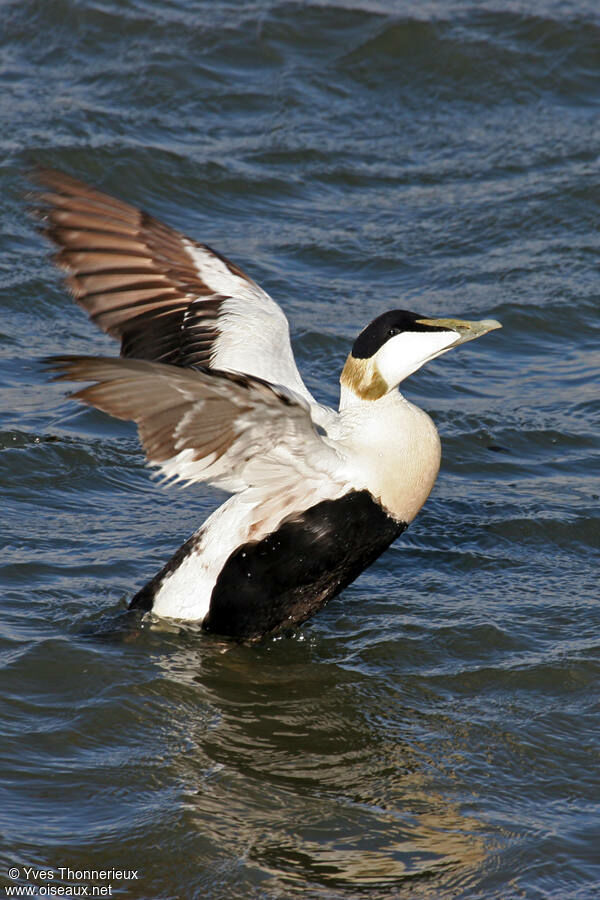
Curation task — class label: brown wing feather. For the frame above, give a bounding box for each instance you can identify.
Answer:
[31,168,257,369]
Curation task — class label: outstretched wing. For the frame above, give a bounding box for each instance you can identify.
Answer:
[47,356,345,496]
[32,168,313,402]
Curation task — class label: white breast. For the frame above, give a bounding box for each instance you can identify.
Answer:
[332,389,441,523]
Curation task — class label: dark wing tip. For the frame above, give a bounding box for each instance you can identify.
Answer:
[26,166,89,205]
[25,166,67,222]
[27,165,94,193]
[43,354,97,382]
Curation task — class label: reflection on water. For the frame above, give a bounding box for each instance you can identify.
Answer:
[152,635,488,895]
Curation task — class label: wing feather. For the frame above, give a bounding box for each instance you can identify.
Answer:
[32,169,314,401]
[47,356,345,494]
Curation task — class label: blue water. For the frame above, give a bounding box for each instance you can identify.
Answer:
[1,1,599,898]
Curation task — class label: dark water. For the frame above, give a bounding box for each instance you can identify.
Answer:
[1,1,599,898]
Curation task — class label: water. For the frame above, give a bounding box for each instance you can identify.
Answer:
[1,1,599,897]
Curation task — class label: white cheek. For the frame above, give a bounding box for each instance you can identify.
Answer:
[376,331,458,386]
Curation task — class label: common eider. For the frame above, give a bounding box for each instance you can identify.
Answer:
[33,169,501,641]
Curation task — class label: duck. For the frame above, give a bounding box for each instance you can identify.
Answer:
[32,168,501,641]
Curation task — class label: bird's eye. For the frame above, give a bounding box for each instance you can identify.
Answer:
[387,327,400,338]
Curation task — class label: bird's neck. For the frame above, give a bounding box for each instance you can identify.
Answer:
[339,381,397,411]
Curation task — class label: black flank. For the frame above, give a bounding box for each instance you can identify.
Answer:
[203,490,407,641]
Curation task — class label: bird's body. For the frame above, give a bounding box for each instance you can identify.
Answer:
[34,169,500,641]
[130,387,441,634]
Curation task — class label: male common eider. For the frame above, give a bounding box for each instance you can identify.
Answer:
[33,169,501,641]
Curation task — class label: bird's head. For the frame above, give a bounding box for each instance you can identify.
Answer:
[340,309,501,402]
